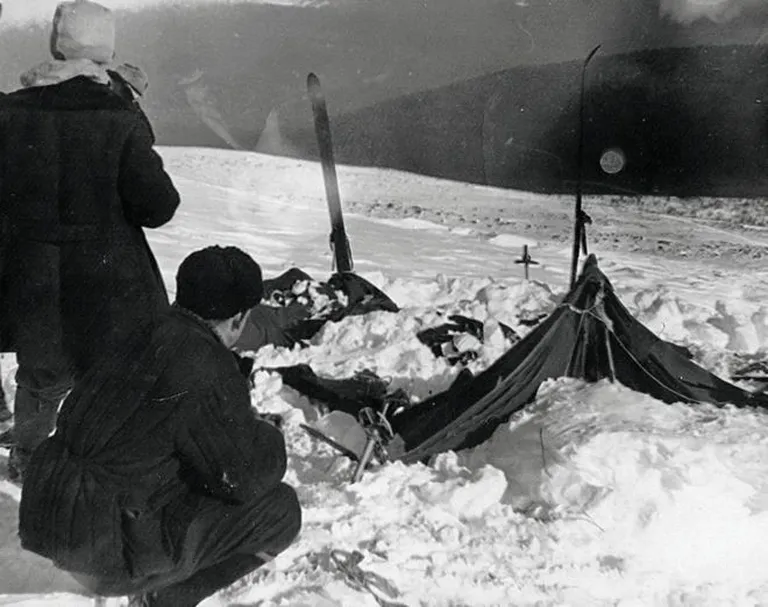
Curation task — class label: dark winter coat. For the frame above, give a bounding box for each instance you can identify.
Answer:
[0,76,179,371]
[19,306,288,579]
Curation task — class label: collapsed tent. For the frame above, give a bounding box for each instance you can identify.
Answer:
[235,267,399,352]
[270,364,411,419]
[389,255,768,464]
[417,314,520,365]
[238,267,520,364]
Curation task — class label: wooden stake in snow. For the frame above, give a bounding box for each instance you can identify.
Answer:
[515,244,539,280]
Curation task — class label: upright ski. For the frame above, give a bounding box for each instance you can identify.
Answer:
[307,72,354,274]
[569,44,601,289]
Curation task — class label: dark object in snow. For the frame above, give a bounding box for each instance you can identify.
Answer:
[391,255,768,464]
[514,244,539,280]
[328,549,409,607]
[270,364,410,420]
[274,362,473,444]
[351,406,396,482]
[518,313,548,328]
[301,406,395,483]
[300,423,362,461]
[235,268,399,352]
[731,360,768,382]
[416,313,519,365]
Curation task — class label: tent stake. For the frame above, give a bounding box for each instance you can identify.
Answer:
[569,44,601,289]
[514,244,539,280]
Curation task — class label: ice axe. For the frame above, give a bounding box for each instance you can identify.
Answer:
[351,404,394,483]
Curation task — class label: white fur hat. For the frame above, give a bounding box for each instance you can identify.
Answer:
[50,1,116,65]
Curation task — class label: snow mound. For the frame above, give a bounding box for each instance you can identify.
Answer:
[630,285,768,353]
[464,377,768,602]
[488,234,539,249]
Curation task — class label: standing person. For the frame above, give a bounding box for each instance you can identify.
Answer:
[108,61,156,140]
[0,1,11,425]
[0,1,180,479]
[19,246,301,607]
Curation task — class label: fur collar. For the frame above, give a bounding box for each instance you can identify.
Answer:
[20,59,110,89]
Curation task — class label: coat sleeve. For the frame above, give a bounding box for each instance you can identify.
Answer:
[118,118,181,228]
[174,375,288,504]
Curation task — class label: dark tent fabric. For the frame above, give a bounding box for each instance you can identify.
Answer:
[286,272,399,341]
[267,313,519,418]
[268,364,410,419]
[392,255,768,464]
[235,268,399,352]
[416,314,520,365]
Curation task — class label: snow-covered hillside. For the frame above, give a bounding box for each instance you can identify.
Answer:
[2,147,768,606]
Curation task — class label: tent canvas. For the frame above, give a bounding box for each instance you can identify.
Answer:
[391,255,768,464]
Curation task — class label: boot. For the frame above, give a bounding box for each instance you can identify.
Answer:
[0,389,12,424]
[151,554,268,607]
[7,447,30,484]
[0,427,14,448]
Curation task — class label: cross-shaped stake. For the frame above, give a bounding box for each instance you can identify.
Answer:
[515,244,539,280]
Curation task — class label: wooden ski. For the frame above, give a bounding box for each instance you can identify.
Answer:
[307,72,354,274]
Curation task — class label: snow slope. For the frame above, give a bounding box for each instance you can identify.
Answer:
[2,147,768,605]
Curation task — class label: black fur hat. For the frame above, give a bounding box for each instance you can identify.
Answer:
[176,246,263,320]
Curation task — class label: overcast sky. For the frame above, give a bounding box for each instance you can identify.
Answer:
[3,0,767,27]
[2,0,162,25]
[0,0,316,27]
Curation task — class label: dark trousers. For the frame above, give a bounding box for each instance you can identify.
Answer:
[0,382,11,422]
[14,361,73,456]
[73,482,302,607]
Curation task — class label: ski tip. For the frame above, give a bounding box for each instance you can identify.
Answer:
[307,72,319,86]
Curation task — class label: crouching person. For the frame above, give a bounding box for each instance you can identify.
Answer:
[18,246,302,607]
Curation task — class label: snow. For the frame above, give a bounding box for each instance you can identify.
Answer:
[3,146,768,605]
[487,234,539,249]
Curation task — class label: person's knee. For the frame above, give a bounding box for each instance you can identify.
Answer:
[281,483,302,543]
[262,483,301,557]
[15,365,72,401]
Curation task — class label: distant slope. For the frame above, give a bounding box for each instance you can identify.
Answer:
[263,44,768,197]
